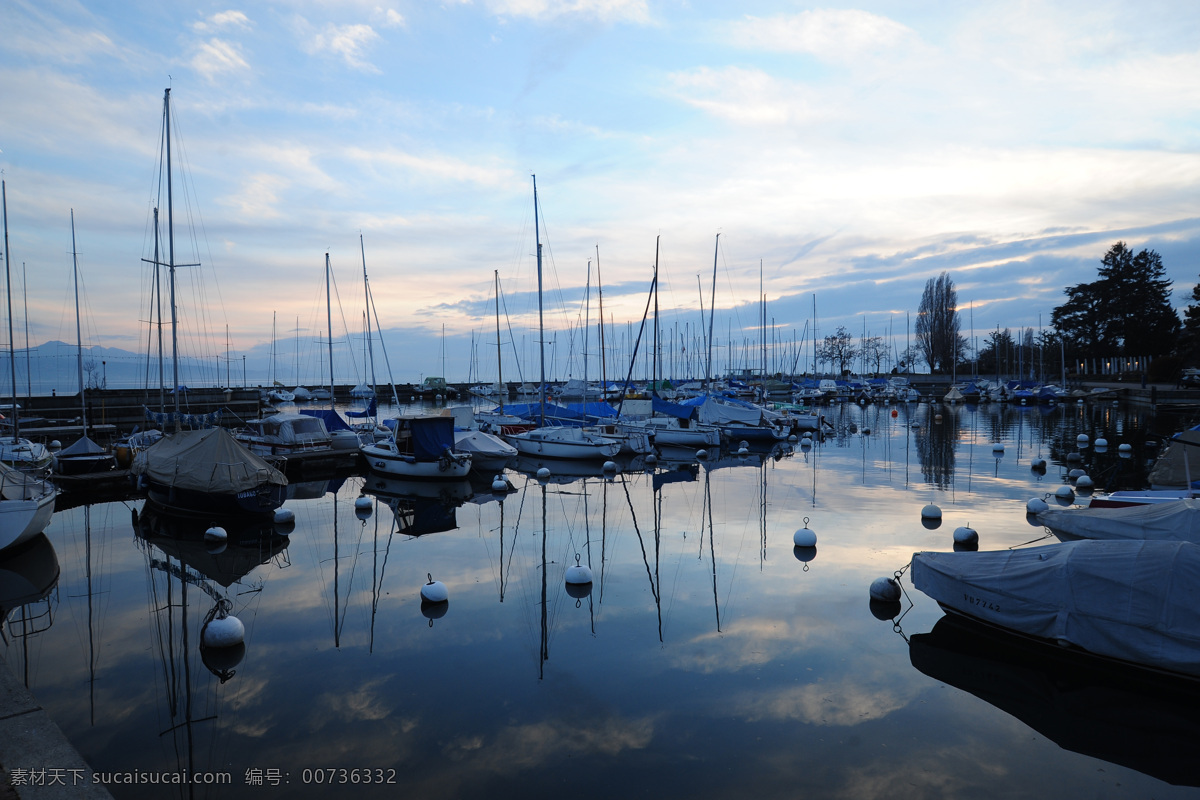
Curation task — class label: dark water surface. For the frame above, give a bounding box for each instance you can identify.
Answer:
[5,400,1200,799]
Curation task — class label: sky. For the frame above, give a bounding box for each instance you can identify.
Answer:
[2,0,1199,391]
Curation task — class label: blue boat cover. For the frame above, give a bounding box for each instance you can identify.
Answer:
[300,408,354,432]
[410,416,456,460]
[346,398,377,418]
[651,394,697,420]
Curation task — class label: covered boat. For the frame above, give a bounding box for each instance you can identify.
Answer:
[362,415,472,479]
[236,412,334,456]
[910,540,1200,680]
[0,461,56,551]
[131,427,288,518]
[1038,498,1200,542]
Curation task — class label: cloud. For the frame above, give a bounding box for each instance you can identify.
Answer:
[375,7,407,28]
[306,22,383,73]
[192,10,252,34]
[344,146,516,187]
[729,9,919,62]
[474,0,650,24]
[190,38,251,79]
[666,66,826,126]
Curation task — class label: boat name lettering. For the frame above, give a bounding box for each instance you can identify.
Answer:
[962,593,999,612]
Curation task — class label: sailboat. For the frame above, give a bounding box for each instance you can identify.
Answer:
[129,88,288,519]
[0,181,53,478]
[503,176,621,461]
[56,210,116,475]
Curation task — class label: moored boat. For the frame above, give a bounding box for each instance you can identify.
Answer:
[361,415,472,480]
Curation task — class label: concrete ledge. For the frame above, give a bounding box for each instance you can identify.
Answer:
[0,656,111,799]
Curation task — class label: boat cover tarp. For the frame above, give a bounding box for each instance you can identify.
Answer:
[301,408,354,432]
[0,461,50,501]
[651,394,696,420]
[1148,430,1200,489]
[408,416,456,460]
[453,429,517,459]
[131,427,287,492]
[496,402,591,426]
[566,401,617,419]
[911,540,1200,677]
[345,398,377,418]
[58,435,106,457]
[1038,498,1200,542]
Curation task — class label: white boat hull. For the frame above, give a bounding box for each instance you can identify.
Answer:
[506,427,621,460]
[361,442,472,479]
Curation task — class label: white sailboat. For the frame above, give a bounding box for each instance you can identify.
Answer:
[503,175,622,461]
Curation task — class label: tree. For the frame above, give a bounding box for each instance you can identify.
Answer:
[817,327,857,374]
[915,272,963,373]
[1051,242,1179,359]
[1179,275,1200,364]
[861,335,887,374]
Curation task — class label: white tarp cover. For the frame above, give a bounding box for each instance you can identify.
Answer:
[1148,430,1200,489]
[131,428,287,493]
[696,396,763,426]
[911,540,1200,677]
[1038,498,1200,542]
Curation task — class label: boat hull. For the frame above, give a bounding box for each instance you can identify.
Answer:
[361,444,472,480]
[0,490,56,552]
[143,480,287,519]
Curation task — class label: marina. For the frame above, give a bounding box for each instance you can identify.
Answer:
[3,397,1200,798]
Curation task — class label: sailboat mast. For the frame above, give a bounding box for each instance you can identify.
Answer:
[2,180,18,444]
[596,245,606,400]
[361,235,377,400]
[153,207,164,412]
[326,253,335,407]
[494,269,504,412]
[71,209,87,436]
[533,174,545,426]
[163,88,181,428]
[707,233,718,388]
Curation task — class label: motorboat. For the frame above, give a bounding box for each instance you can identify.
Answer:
[911,539,1200,680]
[1037,498,1200,543]
[505,425,621,460]
[235,412,334,457]
[361,415,472,480]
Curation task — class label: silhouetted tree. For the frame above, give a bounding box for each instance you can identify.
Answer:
[915,273,964,373]
[817,327,857,374]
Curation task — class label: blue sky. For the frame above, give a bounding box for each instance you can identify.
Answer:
[2,0,1199,389]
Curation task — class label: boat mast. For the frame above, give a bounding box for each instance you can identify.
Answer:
[165,88,180,430]
[71,209,87,438]
[2,179,19,444]
[326,253,335,409]
[494,269,503,413]
[533,174,545,426]
[596,245,606,401]
[706,233,718,389]
[360,234,377,402]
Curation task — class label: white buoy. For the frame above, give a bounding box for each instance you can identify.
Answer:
[921,503,942,519]
[274,507,295,525]
[1075,475,1094,490]
[1031,457,1047,470]
[696,449,709,459]
[793,517,817,547]
[737,440,749,455]
[800,438,812,449]
[1068,468,1085,479]
[564,554,593,585]
[992,442,1004,452]
[421,574,448,603]
[204,526,227,542]
[1077,434,1089,444]
[788,434,798,443]
[49,439,61,451]
[603,460,618,472]
[1054,485,1075,503]
[1066,452,1082,462]
[645,454,657,465]
[492,475,509,492]
[201,615,245,649]
[1118,443,1133,452]
[952,525,978,544]
[537,467,551,480]
[1094,438,1108,448]
[1026,497,1049,514]
[869,576,901,602]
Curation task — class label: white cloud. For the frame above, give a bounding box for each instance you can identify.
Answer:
[729,9,918,62]
[190,38,251,79]
[344,146,515,187]
[307,22,382,73]
[477,0,650,24]
[666,66,828,126]
[375,7,406,28]
[192,10,252,34]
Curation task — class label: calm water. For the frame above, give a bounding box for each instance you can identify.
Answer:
[5,400,1200,799]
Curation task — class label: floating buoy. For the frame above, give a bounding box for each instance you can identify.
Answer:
[1118,443,1133,453]
[645,454,657,465]
[1054,485,1075,504]
[737,440,749,455]
[48,440,61,451]
[862,427,871,436]
[274,507,295,525]
[952,525,978,544]
[793,517,817,547]
[1075,475,1094,491]
[1077,434,1089,444]
[788,434,798,443]
[492,475,509,492]
[204,526,227,542]
[1068,468,1085,479]
[953,539,980,552]
[869,576,901,602]
[696,449,709,459]
[891,409,898,418]
[934,414,943,424]
[1026,497,1049,514]
[603,460,618,472]
[1066,452,1082,462]
[1031,457,1047,470]
[921,503,942,519]
[435,393,444,402]
[421,573,448,604]
[201,615,245,649]
[565,554,593,585]
[1094,438,1108,448]
[536,466,551,480]
[800,438,812,449]
[992,442,1004,452]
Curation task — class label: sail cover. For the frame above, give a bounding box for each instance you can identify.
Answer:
[131,427,287,493]
[1038,499,1200,542]
[911,540,1200,678]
